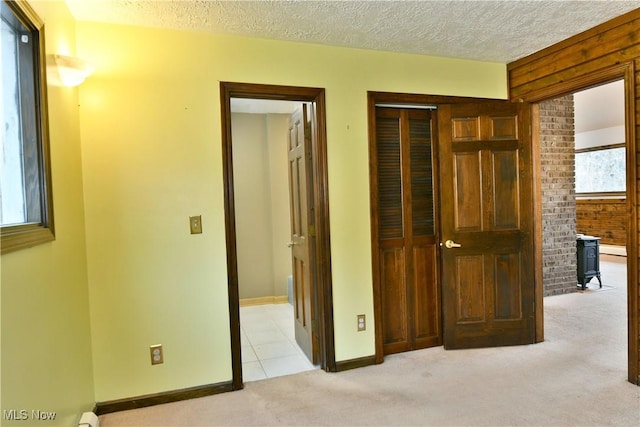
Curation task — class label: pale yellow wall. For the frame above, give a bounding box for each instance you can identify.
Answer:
[76,21,507,401]
[0,1,94,425]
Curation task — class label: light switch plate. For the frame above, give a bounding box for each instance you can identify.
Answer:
[189,215,202,234]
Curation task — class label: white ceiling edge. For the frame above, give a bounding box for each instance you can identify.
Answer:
[575,126,625,150]
[230,98,302,114]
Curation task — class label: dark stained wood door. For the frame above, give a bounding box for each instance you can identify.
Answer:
[288,105,316,364]
[438,102,535,349]
[374,107,441,355]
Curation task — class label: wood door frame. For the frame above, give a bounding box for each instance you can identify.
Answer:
[509,63,638,384]
[367,91,512,363]
[221,82,336,391]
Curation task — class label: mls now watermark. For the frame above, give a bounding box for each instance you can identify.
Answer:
[4,409,57,421]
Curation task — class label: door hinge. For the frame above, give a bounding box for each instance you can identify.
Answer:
[311,319,318,332]
[308,223,316,237]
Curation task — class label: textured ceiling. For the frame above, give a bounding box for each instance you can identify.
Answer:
[65,0,639,63]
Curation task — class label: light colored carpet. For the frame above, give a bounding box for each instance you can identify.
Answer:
[100,256,639,426]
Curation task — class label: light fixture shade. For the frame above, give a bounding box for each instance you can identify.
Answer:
[47,54,94,87]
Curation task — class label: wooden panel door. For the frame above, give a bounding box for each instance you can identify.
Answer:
[288,105,316,364]
[438,102,535,349]
[374,107,441,355]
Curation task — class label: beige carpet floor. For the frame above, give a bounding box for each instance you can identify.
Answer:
[100,255,639,426]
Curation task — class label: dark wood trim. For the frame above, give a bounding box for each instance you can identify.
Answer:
[334,355,377,372]
[509,63,632,104]
[95,381,233,415]
[531,104,544,343]
[311,90,337,372]
[219,82,243,391]
[367,93,384,364]
[220,82,336,382]
[368,91,502,106]
[575,143,626,154]
[623,61,639,384]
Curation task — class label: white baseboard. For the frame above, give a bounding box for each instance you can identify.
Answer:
[78,412,99,427]
[600,244,626,256]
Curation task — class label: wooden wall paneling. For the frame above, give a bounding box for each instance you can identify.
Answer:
[576,199,627,246]
[507,8,639,385]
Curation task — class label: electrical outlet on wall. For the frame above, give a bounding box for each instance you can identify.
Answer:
[150,344,163,365]
[357,314,366,331]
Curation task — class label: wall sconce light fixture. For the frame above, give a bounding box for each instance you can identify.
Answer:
[47,54,94,87]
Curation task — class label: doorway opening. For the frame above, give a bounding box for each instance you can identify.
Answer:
[535,77,630,377]
[221,82,336,390]
[229,98,318,381]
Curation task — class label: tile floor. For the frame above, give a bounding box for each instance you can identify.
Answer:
[240,303,317,382]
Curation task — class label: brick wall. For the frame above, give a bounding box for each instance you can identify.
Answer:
[539,96,577,296]
[576,199,626,246]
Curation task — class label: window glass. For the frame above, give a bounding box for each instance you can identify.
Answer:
[1,0,54,254]
[2,11,27,225]
[575,146,626,194]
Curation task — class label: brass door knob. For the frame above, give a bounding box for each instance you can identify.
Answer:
[443,240,462,249]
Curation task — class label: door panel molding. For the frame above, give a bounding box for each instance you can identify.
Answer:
[439,102,535,350]
[367,92,518,363]
[221,82,335,391]
[453,152,483,231]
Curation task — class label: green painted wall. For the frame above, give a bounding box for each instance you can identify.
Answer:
[76,20,507,402]
[0,1,94,425]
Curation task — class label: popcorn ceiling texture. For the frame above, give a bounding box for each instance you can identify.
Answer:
[65,0,640,63]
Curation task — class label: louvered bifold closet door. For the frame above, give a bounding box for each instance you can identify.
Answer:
[375,107,441,355]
